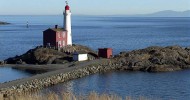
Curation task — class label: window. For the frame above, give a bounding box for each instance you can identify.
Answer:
[62,32,66,38]
[62,41,65,46]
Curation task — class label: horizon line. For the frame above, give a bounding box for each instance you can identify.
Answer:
[0,10,189,16]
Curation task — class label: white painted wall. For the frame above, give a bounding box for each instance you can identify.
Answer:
[73,54,88,61]
[64,9,72,45]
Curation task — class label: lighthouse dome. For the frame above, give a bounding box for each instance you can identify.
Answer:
[65,5,70,10]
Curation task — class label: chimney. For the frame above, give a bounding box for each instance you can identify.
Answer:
[55,25,58,29]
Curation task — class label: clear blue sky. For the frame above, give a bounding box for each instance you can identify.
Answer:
[0,0,190,15]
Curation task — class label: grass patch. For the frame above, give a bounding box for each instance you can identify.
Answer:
[2,92,151,100]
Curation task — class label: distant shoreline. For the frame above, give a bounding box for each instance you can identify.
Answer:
[0,15,190,18]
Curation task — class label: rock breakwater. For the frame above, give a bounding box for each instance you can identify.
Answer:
[0,60,119,97]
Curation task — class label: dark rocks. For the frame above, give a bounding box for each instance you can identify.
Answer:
[0,61,5,65]
[114,45,190,72]
[4,45,190,72]
[5,47,66,64]
[5,45,97,64]
[0,21,10,25]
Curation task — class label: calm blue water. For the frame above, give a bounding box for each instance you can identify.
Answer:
[0,16,190,60]
[43,70,190,100]
[0,16,190,99]
[0,67,32,83]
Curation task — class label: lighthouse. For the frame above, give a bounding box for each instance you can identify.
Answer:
[64,1,72,45]
[43,1,73,49]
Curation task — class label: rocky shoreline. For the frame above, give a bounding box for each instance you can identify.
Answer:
[114,45,190,72]
[1,45,190,97]
[5,45,190,72]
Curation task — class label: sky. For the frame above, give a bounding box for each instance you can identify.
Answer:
[0,0,190,15]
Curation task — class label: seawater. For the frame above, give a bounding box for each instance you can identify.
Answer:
[0,67,32,83]
[42,70,190,100]
[0,16,190,60]
[0,16,190,99]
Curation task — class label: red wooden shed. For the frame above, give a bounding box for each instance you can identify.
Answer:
[43,25,67,49]
[98,48,113,59]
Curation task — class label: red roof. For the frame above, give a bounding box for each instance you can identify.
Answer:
[65,5,70,10]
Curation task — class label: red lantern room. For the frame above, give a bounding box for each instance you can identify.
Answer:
[65,5,70,10]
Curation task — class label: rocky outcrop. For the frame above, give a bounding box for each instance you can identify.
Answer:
[5,46,68,64]
[5,45,98,64]
[5,45,190,71]
[114,45,190,72]
[0,61,5,65]
[0,21,10,25]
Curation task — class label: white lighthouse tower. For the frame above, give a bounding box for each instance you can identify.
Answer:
[64,1,72,45]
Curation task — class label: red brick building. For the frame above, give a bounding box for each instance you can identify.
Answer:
[43,25,67,49]
[98,48,113,59]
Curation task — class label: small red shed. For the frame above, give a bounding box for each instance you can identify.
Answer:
[43,25,67,49]
[98,48,113,59]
